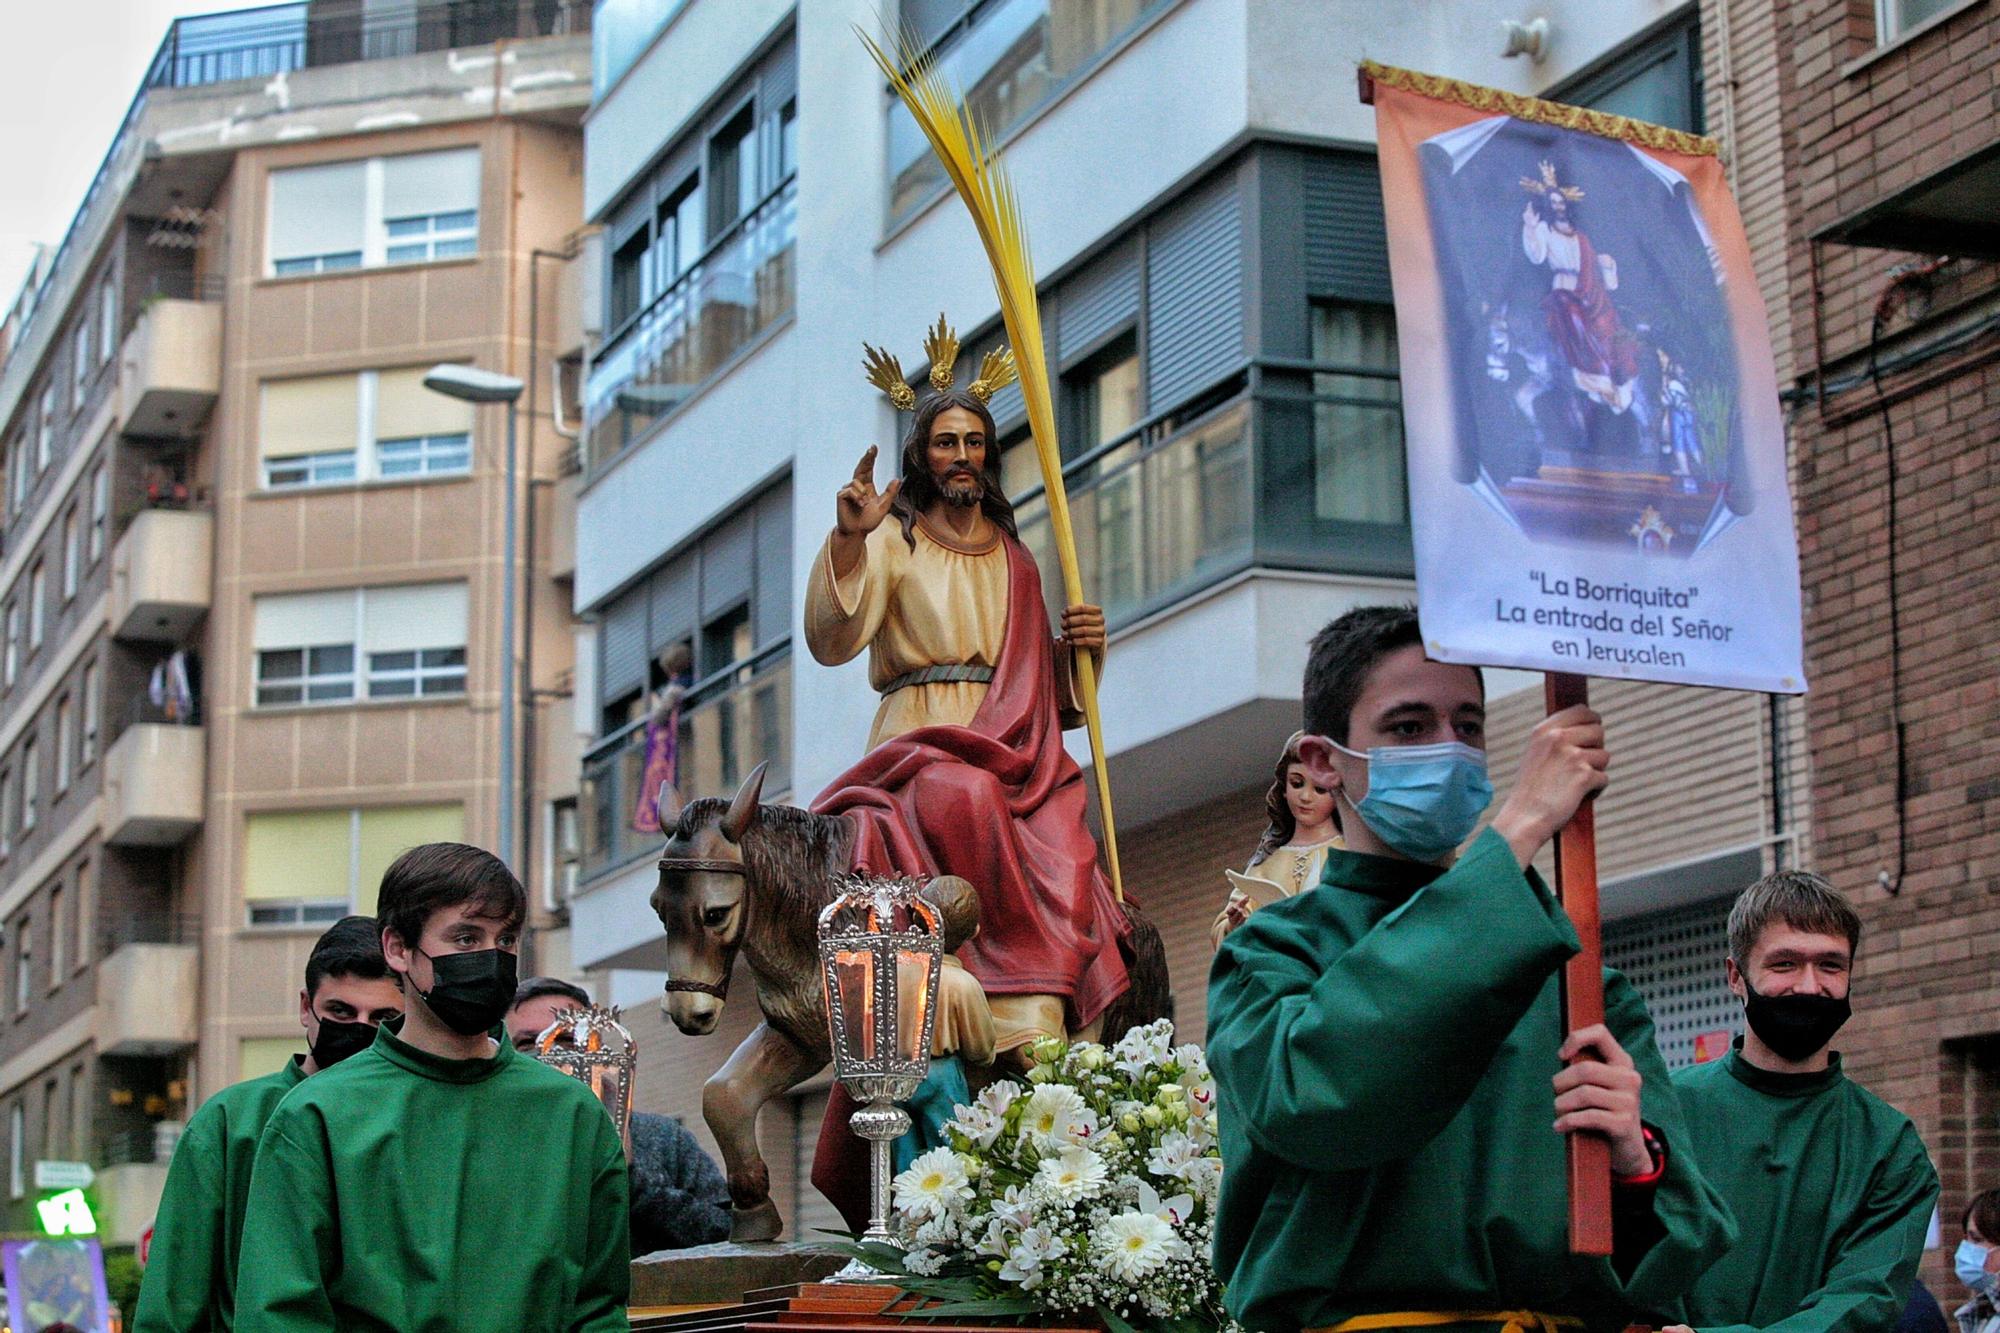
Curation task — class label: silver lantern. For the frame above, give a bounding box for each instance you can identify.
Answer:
[817,874,944,1260]
[531,1003,640,1157]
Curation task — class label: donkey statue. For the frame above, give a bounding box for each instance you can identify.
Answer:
[651,762,1170,1242]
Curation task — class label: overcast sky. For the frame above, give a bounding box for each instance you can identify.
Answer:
[0,0,269,299]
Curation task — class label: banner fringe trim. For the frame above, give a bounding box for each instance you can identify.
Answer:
[1360,60,1720,158]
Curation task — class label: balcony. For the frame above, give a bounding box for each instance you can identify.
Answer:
[103,719,206,846]
[111,508,213,641]
[579,649,791,884]
[97,935,199,1057]
[584,177,797,472]
[116,296,221,438]
[95,1160,172,1247]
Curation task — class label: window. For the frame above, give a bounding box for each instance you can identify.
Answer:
[36,386,55,472]
[8,1104,22,1198]
[549,797,581,908]
[71,324,90,409]
[78,663,98,768]
[66,1063,81,1155]
[7,440,25,514]
[268,149,480,276]
[21,739,37,834]
[244,803,464,926]
[3,604,16,687]
[1545,11,1702,134]
[0,770,11,859]
[708,105,759,236]
[1878,0,1962,42]
[98,279,116,365]
[14,914,30,1014]
[60,508,78,601]
[28,563,45,650]
[1309,302,1404,526]
[87,464,107,563]
[48,885,64,984]
[259,369,473,490]
[253,583,468,707]
[54,698,71,793]
[73,857,90,972]
[887,0,1168,224]
[1062,334,1141,460]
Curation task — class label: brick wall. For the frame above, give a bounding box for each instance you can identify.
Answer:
[1774,0,2000,1290]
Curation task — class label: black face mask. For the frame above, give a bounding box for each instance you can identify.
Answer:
[414,948,518,1037]
[308,1017,379,1070]
[1742,976,1851,1062]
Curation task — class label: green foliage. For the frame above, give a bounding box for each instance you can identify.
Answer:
[103,1249,143,1325]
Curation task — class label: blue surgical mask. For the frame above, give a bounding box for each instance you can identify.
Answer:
[1957,1238,1996,1295]
[1330,738,1494,863]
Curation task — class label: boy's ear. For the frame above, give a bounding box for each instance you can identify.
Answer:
[1294,735,1344,795]
[380,925,412,976]
[298,987,313,1033]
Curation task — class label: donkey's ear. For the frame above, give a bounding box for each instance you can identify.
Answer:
[719,762,768,843]
[655,781,684,832]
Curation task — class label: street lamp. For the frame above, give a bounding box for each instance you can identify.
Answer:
[424,364,526,871]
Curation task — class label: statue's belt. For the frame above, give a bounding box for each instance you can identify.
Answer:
[880,663,996,696]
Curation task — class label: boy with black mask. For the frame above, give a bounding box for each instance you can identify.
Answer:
[1665,871,1938,1333]
[236,843,630,1331]
[136,916,401,1332]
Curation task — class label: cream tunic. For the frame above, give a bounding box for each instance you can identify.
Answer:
[804,515,1015,750]
[1209,838,1340,951]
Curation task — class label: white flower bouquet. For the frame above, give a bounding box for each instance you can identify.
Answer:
[837,1020,1230,1333]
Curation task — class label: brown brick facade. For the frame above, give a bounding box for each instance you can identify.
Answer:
[1774,0,2000,1291]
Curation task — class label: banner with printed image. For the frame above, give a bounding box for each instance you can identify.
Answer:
[1365,62,1805,693]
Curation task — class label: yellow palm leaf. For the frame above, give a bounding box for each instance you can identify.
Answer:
[859,26,1124,904]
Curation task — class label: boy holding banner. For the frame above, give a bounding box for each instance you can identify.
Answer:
[1208,605,1734,1333]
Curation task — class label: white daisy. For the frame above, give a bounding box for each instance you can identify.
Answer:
[1034,1144,1109,1203]
[892,1147,972,1222]
[1019,1083,1097,1149]
[1093,1209,1187,1281]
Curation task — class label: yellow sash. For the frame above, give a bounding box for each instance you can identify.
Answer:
[1314,1311,1586,1333]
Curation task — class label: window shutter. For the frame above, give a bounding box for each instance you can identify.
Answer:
[1056,240,1140,370]
[1146,175,1246,411]
[753,482,793,649]
[600,586,649,700]
[374,368,474,441]
[260,375,361,459]
[268,160,367,266]
[700,511,755,617]
[354,805,465,914]
[1303,154,1392,304]
[253,590,356,650]
[381,148,481,222]
[244,810,353,902]
[361,583,468,654]
[648,559,696,660]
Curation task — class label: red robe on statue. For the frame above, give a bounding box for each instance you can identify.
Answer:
[806,532,1131,1226]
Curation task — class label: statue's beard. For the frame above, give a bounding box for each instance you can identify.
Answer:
[940,468,985,508]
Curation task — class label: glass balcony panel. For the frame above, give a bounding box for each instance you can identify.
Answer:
[1143,401,1251,605]
[585,178,797,470]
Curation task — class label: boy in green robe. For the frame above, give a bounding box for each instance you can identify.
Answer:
[135,915,402,1333]
[1209,605,1735,1333]
[235,843,631,1332]
[1664,871,1938,1333]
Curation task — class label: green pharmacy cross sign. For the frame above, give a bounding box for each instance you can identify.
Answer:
[35,1188,97,1238]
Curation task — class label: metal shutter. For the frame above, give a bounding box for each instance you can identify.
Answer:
[1056,240,1141,369]
[599,588,649,701]
[753,482,793,650]
[701,510,755,617]
[1146,175,1245,411]
[648,559,696,660]
[1303,153,1393,305]
[1604,895,1741,1071]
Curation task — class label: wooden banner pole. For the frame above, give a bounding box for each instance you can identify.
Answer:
[1546,671,1613,1256]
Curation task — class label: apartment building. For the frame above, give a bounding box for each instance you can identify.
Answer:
[1765,0,2000,1290]
[567,0,1806,1233]
[0,0,590,1242]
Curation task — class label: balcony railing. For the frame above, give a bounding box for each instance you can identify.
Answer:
[1008,363,1412,631]
[579,649,791,884]
[584,177,797,472]
[99,911,199,959]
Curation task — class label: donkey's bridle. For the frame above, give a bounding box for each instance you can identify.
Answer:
[658,855,744,1000]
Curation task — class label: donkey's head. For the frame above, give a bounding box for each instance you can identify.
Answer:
[651,762,766,1035]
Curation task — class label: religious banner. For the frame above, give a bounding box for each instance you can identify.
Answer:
[1365,62,1806,693]
[2,1237,114,1333]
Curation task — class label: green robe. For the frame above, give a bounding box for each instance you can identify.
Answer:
[234,1021,630,1332]
[133,1057,307,1332]
[1671,1044,1938,1333]
[1207,829,1736,1333]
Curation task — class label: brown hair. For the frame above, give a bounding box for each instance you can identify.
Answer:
[1250,732,1326,866]
[1726,870,1863,972]
[888,388,1017,549]
[1965,1187,2000,1242]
